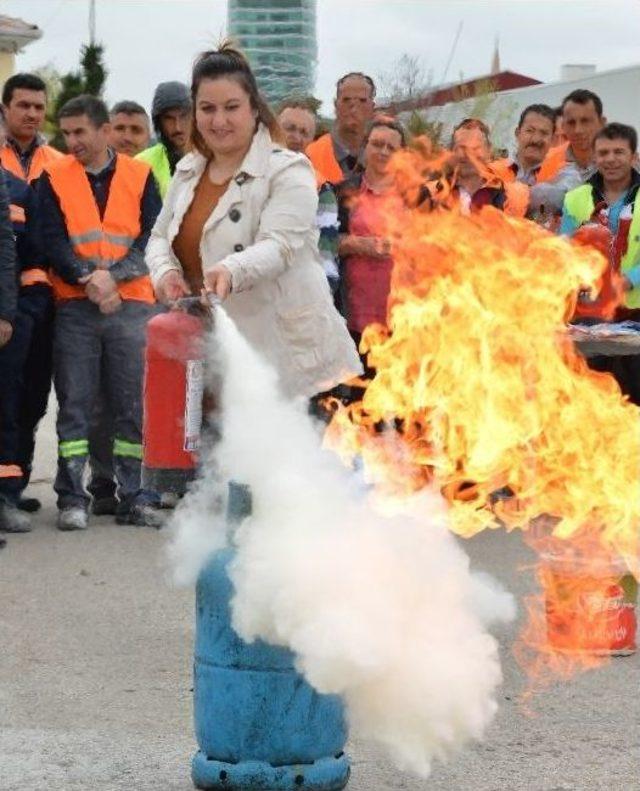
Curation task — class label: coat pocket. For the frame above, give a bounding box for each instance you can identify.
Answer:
[276,306,331,373]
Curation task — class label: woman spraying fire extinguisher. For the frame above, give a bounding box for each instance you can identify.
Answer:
[145,48,358,788]
[146,44,361,401]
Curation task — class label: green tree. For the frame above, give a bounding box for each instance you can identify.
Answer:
[446,77,518,156]
[405,110,444,151]
[32,62,62,138]
[378,54,431,106]
[81,43,107,97]
[376,55,442,148]
[49,43,108,151]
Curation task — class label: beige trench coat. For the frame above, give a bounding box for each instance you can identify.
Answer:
[146,125,362,398]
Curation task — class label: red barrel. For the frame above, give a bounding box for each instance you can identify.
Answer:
[142,310,205,494]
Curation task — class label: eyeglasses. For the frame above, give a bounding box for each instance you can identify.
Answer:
[368,139,400,152]
[281,122,313,137]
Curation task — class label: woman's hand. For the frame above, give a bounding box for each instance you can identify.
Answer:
[155,270,191,305]
[204,264,233,300]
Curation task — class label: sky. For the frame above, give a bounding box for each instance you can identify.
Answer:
[4,0,640,116]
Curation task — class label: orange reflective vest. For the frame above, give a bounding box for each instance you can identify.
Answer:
[306,133,345,187]
[0,463,22,479]
[1,142,62,183]
[45,154,155,303]
[537,142,569,183]
[425,172,529,218]
[491,156,559,186]
[490,157,516,183]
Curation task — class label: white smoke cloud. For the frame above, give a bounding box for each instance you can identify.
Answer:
[169,310,515,777]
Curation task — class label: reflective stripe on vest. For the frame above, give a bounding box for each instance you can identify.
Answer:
[59,439,89,458]
[9,203,25,223]
[1,143,63,182]
[68,230,136,248]
[135,143,171,199]
[46,154,155,303]
[0,464,22,478]
[20,268,52,287]
[306,134,345,187]
[564,184,640,308]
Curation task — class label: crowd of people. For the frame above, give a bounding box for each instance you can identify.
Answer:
[1,43,638,540]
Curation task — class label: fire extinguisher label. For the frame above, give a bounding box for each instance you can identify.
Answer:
[184,359,204,452]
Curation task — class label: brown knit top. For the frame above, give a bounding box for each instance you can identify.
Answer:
[172,170,230,293]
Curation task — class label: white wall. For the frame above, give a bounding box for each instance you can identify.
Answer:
[415,64,640,154]
[0,51,16,87]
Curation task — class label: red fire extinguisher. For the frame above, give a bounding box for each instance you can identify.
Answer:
[142,303,207,494]
[572,208,621,321]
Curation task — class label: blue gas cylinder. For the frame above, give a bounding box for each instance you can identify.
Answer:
[191,485,351,790]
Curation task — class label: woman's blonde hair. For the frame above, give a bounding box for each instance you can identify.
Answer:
[190,41,282,157]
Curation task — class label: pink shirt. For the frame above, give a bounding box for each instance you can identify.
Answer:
[344,179,403,334]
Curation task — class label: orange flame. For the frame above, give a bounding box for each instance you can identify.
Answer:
[326,159,639,677]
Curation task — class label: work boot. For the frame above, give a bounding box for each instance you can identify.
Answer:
[116,502,164,529]
[91,495,119,516]
[57,507,88,531]
[160,492,180,509]
[0,504,32,533]
[17,496,41,513]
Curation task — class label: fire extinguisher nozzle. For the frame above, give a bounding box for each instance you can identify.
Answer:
[206,293,222,309]
[172,294,222,312]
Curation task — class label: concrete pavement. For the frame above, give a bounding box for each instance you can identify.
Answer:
[0,411,638,790]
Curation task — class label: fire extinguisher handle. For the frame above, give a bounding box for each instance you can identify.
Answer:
[172,294,222,311]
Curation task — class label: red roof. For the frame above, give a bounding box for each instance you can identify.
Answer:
[381,71,542,114]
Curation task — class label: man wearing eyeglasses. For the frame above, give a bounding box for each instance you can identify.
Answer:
[278,100,317,154]
[306,72,376,186]
[278,100,341,295]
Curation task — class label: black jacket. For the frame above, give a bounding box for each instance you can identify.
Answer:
[0,168,17,324]
[584,168,640,209]
[5,167,42,277]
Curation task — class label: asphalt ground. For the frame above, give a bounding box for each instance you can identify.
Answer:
[1,411,638,791]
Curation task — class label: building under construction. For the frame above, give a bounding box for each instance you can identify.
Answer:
[227,0,317,105]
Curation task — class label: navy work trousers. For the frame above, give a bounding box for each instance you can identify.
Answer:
[0,286,53,505]
[53,298,156,511]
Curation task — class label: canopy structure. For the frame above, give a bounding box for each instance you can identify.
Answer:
[0,14,42,53]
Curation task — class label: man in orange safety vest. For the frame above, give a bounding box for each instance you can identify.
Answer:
[37,95,162,531]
